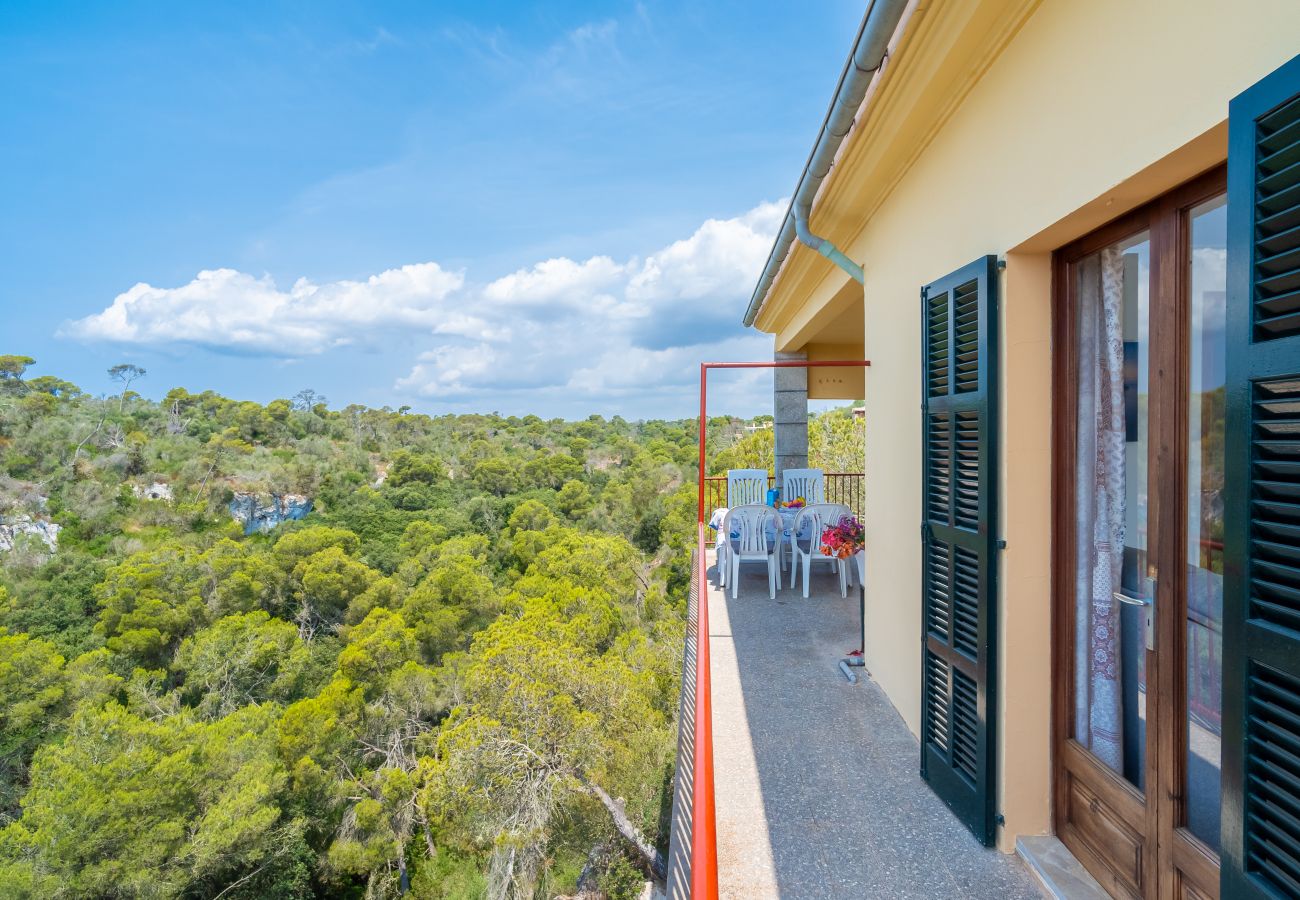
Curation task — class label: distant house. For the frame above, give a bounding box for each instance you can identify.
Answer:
[734,2,1300,896]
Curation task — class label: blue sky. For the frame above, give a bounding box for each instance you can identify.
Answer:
[2,1,862,418]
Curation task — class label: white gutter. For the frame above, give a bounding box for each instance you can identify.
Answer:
[743,0,910,327]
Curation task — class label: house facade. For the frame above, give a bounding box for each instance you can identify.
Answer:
[744,1,1300,897]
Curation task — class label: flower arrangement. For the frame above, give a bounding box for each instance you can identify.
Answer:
[821,514,864,559]
[781,496,806,509]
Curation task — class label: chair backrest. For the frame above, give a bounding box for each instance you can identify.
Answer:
[819,502,852,521]
[800,502,852,550]
[792,505,828,553]
[727,469,769,507]
[782,468,825,504]
[722,504,776,557]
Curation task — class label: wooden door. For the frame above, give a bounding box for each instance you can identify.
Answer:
[1053,169,1226,900]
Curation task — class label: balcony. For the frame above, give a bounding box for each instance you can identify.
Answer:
[700,473,864,544]
[665,543,1040,898]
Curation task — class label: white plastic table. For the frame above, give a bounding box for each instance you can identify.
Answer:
[709,506,801,542]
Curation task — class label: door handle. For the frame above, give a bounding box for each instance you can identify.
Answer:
[1113,590,1154,652]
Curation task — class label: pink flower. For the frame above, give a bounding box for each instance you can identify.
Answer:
[820,514,864,559]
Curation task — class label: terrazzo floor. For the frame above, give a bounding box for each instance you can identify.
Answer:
[708,551,1043,899]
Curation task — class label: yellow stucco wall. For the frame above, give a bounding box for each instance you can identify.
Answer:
[806,342,866,399]
[803,0,1300,852]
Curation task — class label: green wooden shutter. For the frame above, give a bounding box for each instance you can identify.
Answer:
[920,255,999,845]
[1223,53,1300,900]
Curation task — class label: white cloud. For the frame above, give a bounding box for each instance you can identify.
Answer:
[566,333,774,395]
[396,343,499,397]
[394,200,785,406]
[629,202,784,304]
[62,263,464,355]
[65,200,788,414]
[483,255,628,312]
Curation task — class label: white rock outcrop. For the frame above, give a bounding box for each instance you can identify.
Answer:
[0,516,61,553]
[134,482,173,501]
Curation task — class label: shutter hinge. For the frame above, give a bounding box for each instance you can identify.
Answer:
[920,285,928,301]
[996,539,1007,550]
[994,813,1005,826]
[921,522,932,545]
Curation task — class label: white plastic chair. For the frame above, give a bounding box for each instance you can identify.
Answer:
[721,505,780,600]
[782,468,825,505]
[790,504,852,598]
[720,470,768,587]
[778,469,825,574]
[726,469,768,507]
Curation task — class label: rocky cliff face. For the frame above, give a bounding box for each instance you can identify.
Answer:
[0,516,61,553]
[228,492,313,535]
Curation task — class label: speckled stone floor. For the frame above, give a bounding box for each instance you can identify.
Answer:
[708,551,1042,900]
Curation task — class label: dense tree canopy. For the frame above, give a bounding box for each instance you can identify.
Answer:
[0,357,861,898]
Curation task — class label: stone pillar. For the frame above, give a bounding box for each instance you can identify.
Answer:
[773,350,809,483]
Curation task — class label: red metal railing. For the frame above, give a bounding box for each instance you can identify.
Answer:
[687,359,868,898]
[701,473,864,543]
[1188,538,1224,731]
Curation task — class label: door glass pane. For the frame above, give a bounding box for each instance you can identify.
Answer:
[1185,195,1227,851]
[1073,232,1151,790]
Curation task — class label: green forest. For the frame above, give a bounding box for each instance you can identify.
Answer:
[0,355,862,899]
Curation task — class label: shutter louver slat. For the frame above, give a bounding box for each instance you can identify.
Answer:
[1250,379,1300,637]
[1251,518,1300,544]
[954,411,980,530]
[1260,119,1300,174]
[953,280,980,394]
[1253,94,1300,341]
[920,255,997,846]
[1261,97,1300,150]
[951,670,979,783]
[1258,223,1300,258]
[927,539,952,641]
[1258,157,1300,198]
[1259,190,1300,240]
[1246,663,1300,895]
[928,290,950,398]
[952,546,979,658]
[1260,181,1300,224]
[925,652,951,758]
[1257,251,1300,282]
[927,414,952,525]
[1256,461,1300,480]
[1251,771,1300,825]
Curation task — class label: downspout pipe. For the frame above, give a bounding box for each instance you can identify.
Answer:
[743,0,908,327]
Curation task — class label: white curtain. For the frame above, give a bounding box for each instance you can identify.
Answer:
[1073,247,1126,771]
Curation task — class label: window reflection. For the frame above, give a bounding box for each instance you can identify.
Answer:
[1185,195,1227,853]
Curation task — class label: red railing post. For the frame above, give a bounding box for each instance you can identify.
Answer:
[691,522,718,899]
[698,364,708,526]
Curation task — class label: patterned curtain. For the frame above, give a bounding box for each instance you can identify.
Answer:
[1073,247,1126,770]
